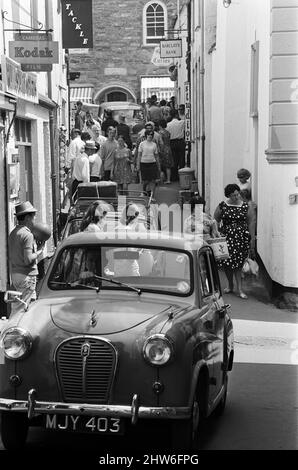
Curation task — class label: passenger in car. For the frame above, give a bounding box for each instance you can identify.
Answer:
[116,203,147,233]
[104,204,147,277]
[80,201,110,232]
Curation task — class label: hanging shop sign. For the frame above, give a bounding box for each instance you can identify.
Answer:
[9,33,59,72]
[151,46,173,67]
[1,56,38,103]
[160,39,182,59]
[184,82,191,142]
[61,0,93,49]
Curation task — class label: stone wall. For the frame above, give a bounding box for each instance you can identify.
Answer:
[69,0,182,102]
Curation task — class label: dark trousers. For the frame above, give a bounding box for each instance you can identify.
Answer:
[170,139,186,181]
[103,170,112,181]
[71,179,82,200]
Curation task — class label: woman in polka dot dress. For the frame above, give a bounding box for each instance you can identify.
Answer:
[214,184,256,299]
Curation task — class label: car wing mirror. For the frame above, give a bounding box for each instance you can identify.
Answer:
[4,290,29,310]
[4,290,23,303]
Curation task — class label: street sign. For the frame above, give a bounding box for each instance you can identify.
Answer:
[151,46,173,67]
[160,39,182,59]
[184,82,191,142]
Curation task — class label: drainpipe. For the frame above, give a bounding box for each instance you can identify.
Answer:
[3,101,17,295]
[185,1,191,167]
[200,0,206,200]
[45,2,57,247]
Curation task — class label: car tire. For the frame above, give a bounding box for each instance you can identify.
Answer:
[0,412,29,450]
[170,398,200,451]
[213,375,228,417]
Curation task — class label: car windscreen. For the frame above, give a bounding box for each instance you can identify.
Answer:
[48,245,193,296]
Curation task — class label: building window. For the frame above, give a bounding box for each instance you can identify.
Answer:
[250,41,259,117]
[143,1,167,46]
[107,91,127,102]
[14,119,33,203]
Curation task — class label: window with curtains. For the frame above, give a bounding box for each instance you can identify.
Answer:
[143,1,167,46]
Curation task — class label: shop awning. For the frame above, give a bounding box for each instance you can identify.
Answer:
[69,85,94,103]
[140,76,175,102]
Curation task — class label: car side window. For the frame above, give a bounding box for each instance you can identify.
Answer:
[198,251,213,297]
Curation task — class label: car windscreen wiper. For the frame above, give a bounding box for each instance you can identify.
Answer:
[92,274,142,295]
[49,280,100,293]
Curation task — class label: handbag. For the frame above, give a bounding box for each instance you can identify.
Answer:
[131,168,140,184]
[242,257,259,276]
[208,237,230,260]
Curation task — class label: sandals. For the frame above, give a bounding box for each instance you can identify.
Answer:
[223,287,233,294]
[238,292,248,299]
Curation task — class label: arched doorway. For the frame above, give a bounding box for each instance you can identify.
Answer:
[94,84,137,103]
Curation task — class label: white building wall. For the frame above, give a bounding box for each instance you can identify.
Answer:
[0,0,67,293]
[210,0,298,289]
[262,0,298,288]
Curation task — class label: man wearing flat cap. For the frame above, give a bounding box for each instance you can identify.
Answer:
[8,201,44,314]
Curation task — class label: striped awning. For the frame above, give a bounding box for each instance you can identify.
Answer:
[69,85,94,103]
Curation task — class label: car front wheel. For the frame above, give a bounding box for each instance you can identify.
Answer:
[1,412,29,450]
[213,374,228,417]
[170,399,200,451]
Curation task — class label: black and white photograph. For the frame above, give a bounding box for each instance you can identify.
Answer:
[0,0,297,464]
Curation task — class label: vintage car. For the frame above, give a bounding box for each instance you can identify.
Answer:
[0,232,234,450]
[98,101,145,142]
[60,184,160,240]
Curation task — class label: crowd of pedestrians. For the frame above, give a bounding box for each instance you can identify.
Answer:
[65,96,186,200]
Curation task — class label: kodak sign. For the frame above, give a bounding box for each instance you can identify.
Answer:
[9,33,59,66]
[61,0,93,49]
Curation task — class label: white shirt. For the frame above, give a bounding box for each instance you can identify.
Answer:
[67,136,83,167]
[95,135,107,145]
[166,118,185,140]
[89,152,102,177]
[138,140,158,163]
[72,153,90,182]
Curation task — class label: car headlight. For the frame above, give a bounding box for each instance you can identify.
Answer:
[143,334,173,366]
[0,327,33,360]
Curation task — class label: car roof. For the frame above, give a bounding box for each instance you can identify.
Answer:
[58,231,206,251]
[99,101,142,110]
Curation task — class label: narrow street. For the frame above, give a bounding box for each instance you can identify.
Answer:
[1,0,298,461]
[1,276,297,453]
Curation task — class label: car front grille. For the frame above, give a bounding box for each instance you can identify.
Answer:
[55,337,117,403]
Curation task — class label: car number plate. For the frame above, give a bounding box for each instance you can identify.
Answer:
[44,414,124,435]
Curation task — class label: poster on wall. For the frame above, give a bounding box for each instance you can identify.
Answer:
[61,0,93,49]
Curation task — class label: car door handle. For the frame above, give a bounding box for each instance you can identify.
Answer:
[217,304,231,319]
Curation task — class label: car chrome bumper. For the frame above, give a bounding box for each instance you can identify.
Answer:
[0,390,191,424]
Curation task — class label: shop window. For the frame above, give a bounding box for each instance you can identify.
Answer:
[143,1,167,46]
[14,119,33,203]
[14,119,32,144]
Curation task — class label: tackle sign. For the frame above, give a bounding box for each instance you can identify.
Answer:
[61,0,93,49]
